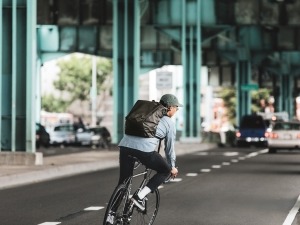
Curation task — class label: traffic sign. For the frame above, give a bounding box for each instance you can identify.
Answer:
[241,84,258,91]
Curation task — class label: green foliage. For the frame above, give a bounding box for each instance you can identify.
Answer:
[54,54,112,102]
[251,88,271,113]
[42,94,69,112]
[218,88,236,125]
[42,54,113,112]
[218,87,272,125]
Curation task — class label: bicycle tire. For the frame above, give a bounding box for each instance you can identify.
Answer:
[103,184,129,225]
[128,189,160,225]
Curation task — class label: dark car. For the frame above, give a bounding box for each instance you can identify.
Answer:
[89,126,112,148]
[235,114,268,147]
[36,123,50,148]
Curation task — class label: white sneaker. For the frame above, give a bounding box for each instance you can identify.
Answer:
[106,213,115,224]
[131,194,146,211]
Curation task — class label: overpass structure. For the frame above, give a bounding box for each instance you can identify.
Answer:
[1,0,300,154]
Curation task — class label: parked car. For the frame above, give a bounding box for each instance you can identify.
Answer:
[267,121,300,153]
[36,123,50,148]
[235,114,268,147]
[49,123,76,146]
[49,123,94,147]
[75,128,93,146]
[89,126,112,148]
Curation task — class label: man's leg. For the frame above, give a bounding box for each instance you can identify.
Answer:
[118,147,135,185]
[139,151,171,192]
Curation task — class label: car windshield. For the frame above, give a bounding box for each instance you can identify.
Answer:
[54,125,74,131]
[273,123,300,130]
[240,116,266,129]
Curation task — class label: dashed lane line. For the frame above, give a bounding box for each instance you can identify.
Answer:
[283,194,300,225]
[38,223,61,225]
[212,165,221,169]
[169,178,183,182]
[200,169,211,173]
[84,206,104,211]
[186,173,198,177]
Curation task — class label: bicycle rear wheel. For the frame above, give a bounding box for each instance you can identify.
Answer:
[128,189,160,225]
[103,184,129,225]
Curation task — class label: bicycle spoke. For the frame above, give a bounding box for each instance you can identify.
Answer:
[103,184,130,225]
[128,190,159,225]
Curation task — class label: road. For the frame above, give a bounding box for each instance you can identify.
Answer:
[1,146,300,225]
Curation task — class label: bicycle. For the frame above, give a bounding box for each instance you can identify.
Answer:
[103,156,171,225]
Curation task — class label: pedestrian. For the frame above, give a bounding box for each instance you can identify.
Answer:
[117,93,182,210]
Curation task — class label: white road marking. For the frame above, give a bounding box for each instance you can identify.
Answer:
[169,178,182,182]
[38,223,61,225]
[222,162,230,166]
[186,173,198,177]
[258,149,268,154]
[231,159,239,163]
[238,157,246,160]
[200,169,211,173]
[223,152,239,156]
[196,152,208,156]
[158,185,164,189]
[84,206,104,211]
[282,194,300,225]
[212,165,221,169]
[246,152,258,158]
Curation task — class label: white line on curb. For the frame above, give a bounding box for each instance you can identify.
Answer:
[282,194,300,225]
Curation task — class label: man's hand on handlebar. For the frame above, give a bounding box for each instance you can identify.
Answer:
[171,167,178,178]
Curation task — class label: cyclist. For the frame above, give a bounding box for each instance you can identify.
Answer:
[117,94,181,211]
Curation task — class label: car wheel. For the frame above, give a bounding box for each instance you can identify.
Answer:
[268,148,277,154]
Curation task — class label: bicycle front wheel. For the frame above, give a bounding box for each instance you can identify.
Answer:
[129,189,160,225]
[103,184,129,225]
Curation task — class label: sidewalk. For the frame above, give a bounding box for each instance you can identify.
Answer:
[0,142,216,190]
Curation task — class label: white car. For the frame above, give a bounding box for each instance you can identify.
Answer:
[267,121,300,153]
[49,124,92,146]
[75,128,93,146]
[49,124,76,146]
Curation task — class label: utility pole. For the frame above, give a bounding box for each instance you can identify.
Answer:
[91,56,97,127]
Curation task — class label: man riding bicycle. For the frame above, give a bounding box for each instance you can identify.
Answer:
[117,94,182,211]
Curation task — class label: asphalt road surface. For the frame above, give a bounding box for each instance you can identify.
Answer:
[2,146,300,225]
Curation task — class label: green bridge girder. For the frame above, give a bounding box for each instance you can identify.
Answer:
[2,0,300,151]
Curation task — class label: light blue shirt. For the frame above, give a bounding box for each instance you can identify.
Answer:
[118,116,176,167]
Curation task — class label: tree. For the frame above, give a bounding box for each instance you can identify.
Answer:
[251,88,271,113]
[41,53,113,112]
[42,94,69,112]
[218,87,272,125]
[218,88,236,125]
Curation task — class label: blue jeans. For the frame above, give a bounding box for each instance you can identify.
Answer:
[118,146,171,192]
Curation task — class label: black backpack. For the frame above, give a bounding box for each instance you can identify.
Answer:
[125,100,167,138]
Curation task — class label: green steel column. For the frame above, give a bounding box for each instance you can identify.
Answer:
[236,60,251,124]
[113,0,140,143]
[181,0,201,141]
[0,0,2,151]
[281,75,293,118]
[26,0,36,152]
[277,76,283,112]
[1,0,35,152]
[11,0,16,151]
